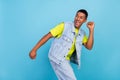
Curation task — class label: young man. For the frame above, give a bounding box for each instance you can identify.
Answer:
[29,9,95,80]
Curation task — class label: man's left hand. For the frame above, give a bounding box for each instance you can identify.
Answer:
[87,22,95,31]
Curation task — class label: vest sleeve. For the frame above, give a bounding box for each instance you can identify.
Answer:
[50,22,64,38]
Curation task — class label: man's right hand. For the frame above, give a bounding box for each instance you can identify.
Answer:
[29,50,37,59]
[29,32,53,59]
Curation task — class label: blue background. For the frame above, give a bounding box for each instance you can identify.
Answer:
[0,0,120,80]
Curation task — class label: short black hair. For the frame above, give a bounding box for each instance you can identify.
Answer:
[77,9,88,19]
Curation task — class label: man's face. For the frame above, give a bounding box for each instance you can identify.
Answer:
[74,12,87,29]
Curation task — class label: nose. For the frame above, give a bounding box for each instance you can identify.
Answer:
[76,17,80,21]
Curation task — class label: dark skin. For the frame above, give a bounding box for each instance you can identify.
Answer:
[29,12,95,59]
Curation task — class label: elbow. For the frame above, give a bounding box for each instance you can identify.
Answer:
[85,43,94,50]
[87,47,92,50]
[86,46,93,50]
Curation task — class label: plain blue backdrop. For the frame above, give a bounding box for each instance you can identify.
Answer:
[0,0,120,80]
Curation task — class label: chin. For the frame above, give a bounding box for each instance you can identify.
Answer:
[75,25,81,29]
[75,26,79,28]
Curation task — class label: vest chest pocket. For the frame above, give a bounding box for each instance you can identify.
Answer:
[60,35,72,47]
[62,35,72,42]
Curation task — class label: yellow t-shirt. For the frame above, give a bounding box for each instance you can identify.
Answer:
[50,22,88,60]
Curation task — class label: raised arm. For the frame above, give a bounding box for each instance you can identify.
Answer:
[84,22,95,50]
[29,32,53,59]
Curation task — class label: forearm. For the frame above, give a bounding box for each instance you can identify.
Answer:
[86,30,94,50]
[32,32,53,51]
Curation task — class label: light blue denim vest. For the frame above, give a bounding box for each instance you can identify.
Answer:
[48,22,85,68]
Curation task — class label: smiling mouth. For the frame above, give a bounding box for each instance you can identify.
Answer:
[74,20,82,28]
[75,21,80,25]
